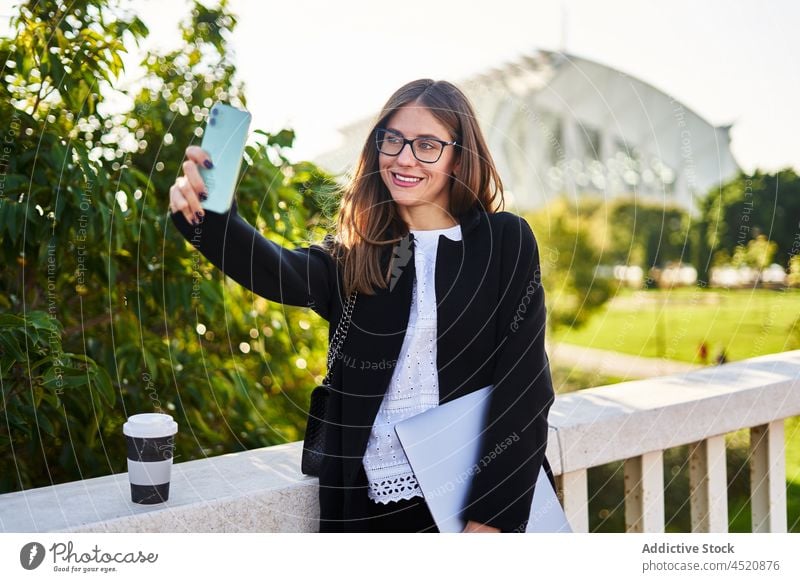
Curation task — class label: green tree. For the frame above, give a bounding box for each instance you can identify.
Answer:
[0,0,337,493]
[746,234,778,285]
[0,0,151,493]
[695,169,800,282]
[590,198,692,273]
[524,198,615,331]
[789,254,800,287]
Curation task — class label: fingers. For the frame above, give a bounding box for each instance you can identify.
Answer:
[185,145,214,170]
[168,146,214,225]
[182,159,208,203]
[178,175,204,225]
[170,176,204,225]
[168,182,188,218]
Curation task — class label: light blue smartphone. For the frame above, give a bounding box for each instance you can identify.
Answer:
[199,102,252,213]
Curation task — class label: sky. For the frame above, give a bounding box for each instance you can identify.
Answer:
[2,0,798,173]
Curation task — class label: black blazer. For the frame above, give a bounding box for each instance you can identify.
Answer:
[171,200,555,533]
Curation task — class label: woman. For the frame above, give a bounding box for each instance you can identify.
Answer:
[168,79,556,533]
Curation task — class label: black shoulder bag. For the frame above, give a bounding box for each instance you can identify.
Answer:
[301,289,358,477]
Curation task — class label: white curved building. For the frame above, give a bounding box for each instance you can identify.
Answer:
[315,50,740,215]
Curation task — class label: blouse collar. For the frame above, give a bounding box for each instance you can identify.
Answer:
[410,223,462,242]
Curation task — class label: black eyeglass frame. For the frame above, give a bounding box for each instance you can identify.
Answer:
[374,127,458,164]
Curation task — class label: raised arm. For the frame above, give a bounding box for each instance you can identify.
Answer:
[168,146,337,321]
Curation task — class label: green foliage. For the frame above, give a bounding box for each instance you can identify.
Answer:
[590,198,693,270]
[0,0,338,493]
[2,0,148,117]
[789,255,800,287]
[522,194,702,331]
[695,168,800,282]
[789,314,800,351]
[524,198,615,331]
[717,234,779,277]
[744,235,778,270]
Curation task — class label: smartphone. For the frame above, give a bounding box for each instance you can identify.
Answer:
[198,102,252,213]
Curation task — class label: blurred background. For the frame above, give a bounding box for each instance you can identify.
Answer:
[0,0,797,532]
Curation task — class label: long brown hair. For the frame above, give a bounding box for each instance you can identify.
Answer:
[333,79,504,297]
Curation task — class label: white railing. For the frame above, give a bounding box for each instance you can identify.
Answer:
[1,350,798,533]
[551,349,799,533]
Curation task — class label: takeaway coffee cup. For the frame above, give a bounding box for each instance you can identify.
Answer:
[123,413,178,504]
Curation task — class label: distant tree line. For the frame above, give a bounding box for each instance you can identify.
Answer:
[523,168,799,330]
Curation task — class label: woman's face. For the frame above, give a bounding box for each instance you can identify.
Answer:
[377,104,460,218]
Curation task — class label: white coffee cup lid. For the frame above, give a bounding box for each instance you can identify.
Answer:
[123,413,178,438]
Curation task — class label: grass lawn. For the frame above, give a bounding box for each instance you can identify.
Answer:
[781,416,800,532]
[552,287,800,363]
[550,363,625,394]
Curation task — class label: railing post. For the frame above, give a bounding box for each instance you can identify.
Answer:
[624,451,664,532]
[688,435,728,532]
[556,469,589,533]
[750,421,787,533]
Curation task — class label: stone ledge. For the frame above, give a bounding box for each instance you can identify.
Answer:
[2,350,797,532]
[0,441,318,532]
[0,429,563,533]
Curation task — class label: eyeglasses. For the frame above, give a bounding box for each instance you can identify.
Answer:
[375,128,457,164]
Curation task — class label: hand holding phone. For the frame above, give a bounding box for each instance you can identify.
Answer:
[168,145,212,225]
[167,103,251,224]
[198,102,252,214]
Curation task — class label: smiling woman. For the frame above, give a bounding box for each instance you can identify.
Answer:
[375,111,461,231]
[168,78,556,534]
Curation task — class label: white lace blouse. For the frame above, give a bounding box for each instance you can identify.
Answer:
[362,222,463,504]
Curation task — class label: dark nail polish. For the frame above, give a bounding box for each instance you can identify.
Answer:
[199,192,208,201]
[203,160,213,169]
[191,218,198,226]
[195,211,204,223]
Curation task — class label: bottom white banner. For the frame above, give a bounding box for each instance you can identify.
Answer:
[0,533,797,581]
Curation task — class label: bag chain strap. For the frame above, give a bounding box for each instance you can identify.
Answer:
[323,290,358,386]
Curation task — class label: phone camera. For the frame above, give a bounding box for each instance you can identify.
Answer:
[209,118,216,126]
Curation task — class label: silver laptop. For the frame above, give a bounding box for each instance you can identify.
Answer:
[394,384,572,533]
